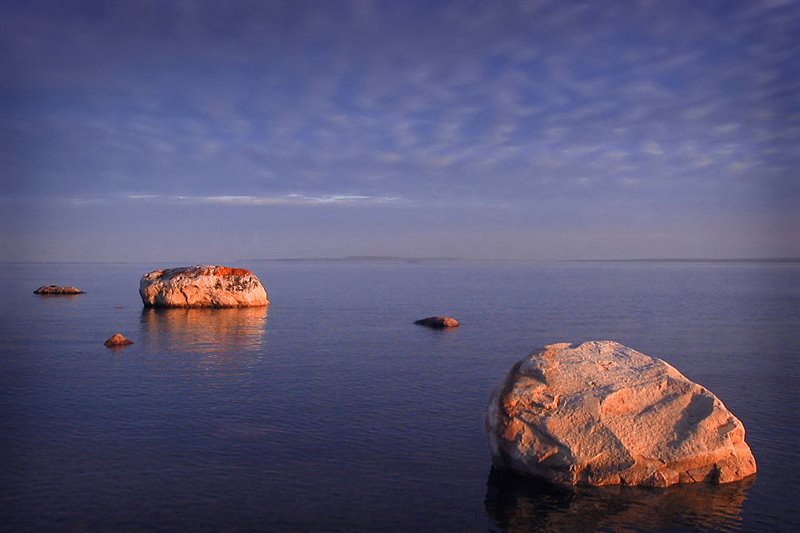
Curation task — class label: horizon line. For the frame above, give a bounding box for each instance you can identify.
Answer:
[2,256,799,265]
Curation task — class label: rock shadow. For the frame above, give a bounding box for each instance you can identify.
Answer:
[672,392,716,444]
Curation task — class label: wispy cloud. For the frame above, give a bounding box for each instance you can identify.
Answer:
[644,142,664,156]
[125,193,402,206]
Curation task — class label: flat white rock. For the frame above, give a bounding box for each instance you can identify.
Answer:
[486,341,756,487]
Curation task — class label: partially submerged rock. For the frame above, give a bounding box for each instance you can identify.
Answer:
[139,265,269,308]
[414,316,459,328]
[34,285,84,295]
[104,333,133,347]
[486,341,756,487]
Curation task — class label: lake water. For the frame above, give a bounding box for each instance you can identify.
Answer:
[1,260,798,532]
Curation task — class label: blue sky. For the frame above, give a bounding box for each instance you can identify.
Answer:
[1,0,798,261]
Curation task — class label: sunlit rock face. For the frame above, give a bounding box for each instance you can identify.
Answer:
[486,341,756,487]
[139,265,269,308]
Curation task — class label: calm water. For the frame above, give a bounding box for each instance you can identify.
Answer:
[1,260,798,532]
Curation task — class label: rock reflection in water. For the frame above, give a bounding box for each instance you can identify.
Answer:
[485,467,753,532]
[140,306,268,354]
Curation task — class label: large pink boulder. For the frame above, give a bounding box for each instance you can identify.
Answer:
[486,341,756,487]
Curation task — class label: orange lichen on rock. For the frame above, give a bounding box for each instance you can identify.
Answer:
[213,267,251,277]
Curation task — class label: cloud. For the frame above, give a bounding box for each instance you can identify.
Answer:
[125,193,402,206]
[715,123,741,134]
[644,142,664,156]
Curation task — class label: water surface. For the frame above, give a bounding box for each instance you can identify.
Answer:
[1,261,797,531]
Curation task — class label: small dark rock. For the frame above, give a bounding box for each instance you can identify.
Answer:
[34,285,84,295]
[104,333,134,347]
[414,316,460,328]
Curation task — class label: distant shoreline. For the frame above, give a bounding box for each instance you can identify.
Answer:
[245,256,800,264]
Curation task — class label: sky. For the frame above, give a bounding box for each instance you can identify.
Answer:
[1,0,798,262]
